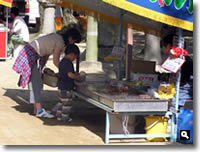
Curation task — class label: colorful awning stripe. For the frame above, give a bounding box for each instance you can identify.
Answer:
[103,0,193,31]
[0,0,13,7]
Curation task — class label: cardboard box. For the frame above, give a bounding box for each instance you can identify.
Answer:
[130,60,158,86]
[131,60,157,74]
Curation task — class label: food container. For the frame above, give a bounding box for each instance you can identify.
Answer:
[80,71,86,82]
[158,82,170,94]
[42,68,59,87]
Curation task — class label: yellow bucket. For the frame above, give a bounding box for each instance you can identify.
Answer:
[144,116,168,142]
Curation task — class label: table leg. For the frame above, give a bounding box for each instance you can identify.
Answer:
[105,111,110,144]
[170,113,177,142]
[174,113,178,142]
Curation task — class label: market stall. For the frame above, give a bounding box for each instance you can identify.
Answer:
[53,0,193,144]
[73,60,175,143]
[73,82,174,143]
[0,0,13,59]
[102,0,193,144]
[0,25,7,59]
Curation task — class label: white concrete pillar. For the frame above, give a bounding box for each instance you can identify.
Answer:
[42,4,56,34]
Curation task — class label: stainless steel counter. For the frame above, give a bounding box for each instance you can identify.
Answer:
[75,82,169,112]
[74,81,175,144]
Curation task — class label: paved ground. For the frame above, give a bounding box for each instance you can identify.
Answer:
[0,56,106,145]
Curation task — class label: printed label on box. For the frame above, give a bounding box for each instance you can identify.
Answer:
[131,73,158,86]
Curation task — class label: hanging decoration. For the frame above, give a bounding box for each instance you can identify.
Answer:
[170,46,189,57]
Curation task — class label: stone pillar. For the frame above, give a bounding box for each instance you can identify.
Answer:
[85,16,98,61]
[39,0,56,35]
[80,16,103,73]
[144,33,162,65]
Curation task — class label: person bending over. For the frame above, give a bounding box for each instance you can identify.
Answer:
[12,28,81,118]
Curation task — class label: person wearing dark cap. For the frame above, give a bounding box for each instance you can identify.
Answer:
[10,7,29,43]
[161,34,193,107]
[10,7,30,58]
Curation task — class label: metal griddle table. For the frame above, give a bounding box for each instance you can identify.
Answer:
[73,82,176,144]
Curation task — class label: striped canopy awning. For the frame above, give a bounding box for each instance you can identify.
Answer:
[0,0,13,7]
[52,0,193,35]
[103,0,193,31]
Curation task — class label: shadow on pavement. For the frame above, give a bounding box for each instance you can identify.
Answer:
[3,88,105,141]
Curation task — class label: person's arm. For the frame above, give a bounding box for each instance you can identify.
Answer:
[53,47,61,68]
[41,55,50,69]
[68,72,82,81]
[10,20,20,34]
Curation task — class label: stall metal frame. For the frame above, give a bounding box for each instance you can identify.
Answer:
[73,91,176,144]
[0,6,9,60]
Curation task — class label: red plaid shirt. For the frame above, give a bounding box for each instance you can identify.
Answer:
[12,44,42,88]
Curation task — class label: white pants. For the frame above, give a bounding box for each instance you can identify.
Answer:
[13,44,25,59]
[28,63,43,104]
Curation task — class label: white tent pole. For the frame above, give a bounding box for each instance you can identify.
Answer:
[173,28,183,141]
[175,28,183,111]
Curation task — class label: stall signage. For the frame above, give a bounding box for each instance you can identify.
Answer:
[138,76,155,82]
[131,73,158,86]
[161,56,185,73]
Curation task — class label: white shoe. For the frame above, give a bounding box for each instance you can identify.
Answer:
[36,108,55,118]
[68,117,72,122]
[35,108,52,114]
[57,117,72,122]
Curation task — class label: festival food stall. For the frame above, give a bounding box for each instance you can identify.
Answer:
[0,0,13,59]
[0,24,7,59]
[102,0,193,144]
[74,60,174,143]
[52,0,193,144]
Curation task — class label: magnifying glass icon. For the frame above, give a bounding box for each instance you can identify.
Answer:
[181,131,189,139]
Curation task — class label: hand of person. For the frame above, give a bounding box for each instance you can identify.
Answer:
[75,72,80,76]
[75,74,82,81]
[41,55,50,69]
[68,72,83,81]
